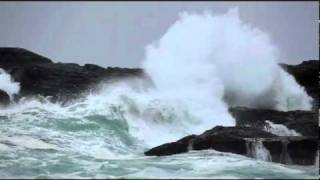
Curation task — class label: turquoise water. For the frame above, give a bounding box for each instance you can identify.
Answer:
[0,94,318,179]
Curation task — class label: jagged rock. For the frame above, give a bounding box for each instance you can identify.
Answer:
[0,48,145,103]
[0,89,10,106]
[145,126,318,165]
[229,106,318,136]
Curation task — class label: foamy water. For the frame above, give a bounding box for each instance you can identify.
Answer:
[143,8,311,113]
[0,68,20,99]
[264,120,301,136]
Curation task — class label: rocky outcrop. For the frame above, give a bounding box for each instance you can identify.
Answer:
[144,135,197,156]
[145,126,275,157]
[229,106,318,136]
[144,126,318,165]
[0,48,145,103]
[191,126,276,155]
[145,107,318,165]
[0,89,10,106]
[280,60,319,110]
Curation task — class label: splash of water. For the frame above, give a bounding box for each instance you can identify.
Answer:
[0,68,20,99]
[142,11,235,129]
[264,120,301,136]
[143,8,311,114]
[246,140,272,162]
[280,139,293,165]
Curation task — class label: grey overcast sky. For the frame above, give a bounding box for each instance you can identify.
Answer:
[0,1,318,67]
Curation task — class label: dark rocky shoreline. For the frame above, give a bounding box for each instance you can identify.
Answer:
[144,126,318,165]
[0,48,145,104]
[0,48,319,165]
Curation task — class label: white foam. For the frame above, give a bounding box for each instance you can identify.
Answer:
[143,8,311,114]
[247,140,272,162]
[0,68,20,99]
[252,141,272,162]
[264,120,301,136]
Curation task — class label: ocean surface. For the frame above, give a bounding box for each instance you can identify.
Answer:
[0,93,318,179]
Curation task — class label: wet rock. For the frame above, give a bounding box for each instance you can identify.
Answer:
[145,126,318,165]
[0,89,10,106]
[145,126,276,157]
[190,126,275,155]
[229,106,318,136]
[144,135,196,156]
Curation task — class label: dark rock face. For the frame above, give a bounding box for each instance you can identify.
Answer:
[145,126,318,165]
[0,89,10,106]
[286,137,318,165]
[280,60,319,110]
[0,47,53,65]
[145,126,276,157]
[229,106,318,136]
[191,126,275,155]
[0,48,145,103]
[263,137,318,165]
[144,135,196,156]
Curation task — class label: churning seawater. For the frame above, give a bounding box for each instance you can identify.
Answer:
[0,8,317,178]
[0,92,318,179]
